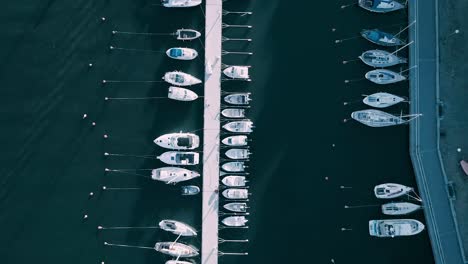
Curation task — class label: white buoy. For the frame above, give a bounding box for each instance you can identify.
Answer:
[82,114,87,119]
[92,122,96,126]
[104,134,108,138]
[89,63,93,67]
[89,192,94,196]
[457,148,462,153]
[102,186,107,190]
[84,214,88,219]
[101,17,106,22]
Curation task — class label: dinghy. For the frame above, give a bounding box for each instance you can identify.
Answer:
[221,108,246,118]
[223,120,254,133]
[168,87,198,101]
[223,66,250,80]
[154,132,199,150]
[359,50,407,68]
[374,183,412,199]
[155,242,199,257]
[358,0,405,13]
[222,216,248,227]
[222,135,248,146]
[166,47,198,60]
[222,161,246,172]
[222,175,247,187]
[363,92,405,108]
[181,185,200,195]
[222,188,248,199]
[175,29,201,41]
[225,148,251,159]
[159,219,197,236]
[223,202,248,212]
[157,151,199,165]
[152,167,200,184]
[381,202,421,215]
[163,71,201,86]
[224,93,251,105]
[162,0,202,8]
[365,69,406,84]
[460,160,468,176]
[361,29,405,46]
[369,219,425,237]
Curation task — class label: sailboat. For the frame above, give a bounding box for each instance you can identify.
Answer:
[154,132,199,150]
[154,242,199,257]
[359,50,407,68]
[162,0,202,8]
[351,109,419,127]
[168,87,198,101]
[358,0,405,13]
[365,69,406,84]
[374,183,413,199]
[159,220,197,236]
[369,219,425,237]
[152,167,200,184]
[363,92,405,108]
[381,202,421,215]
[163,71,201,86]
[166,260,193,264]
[361,29,405,46]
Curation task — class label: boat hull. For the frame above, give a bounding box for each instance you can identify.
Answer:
[361,29,405,46]
[157,151,200,165]
[159,220,197,236]
[166,47,198,60]
[162,0,202,7]
[221,108,246,118]
[176,29,201,40]
[223,121,254,133]
[222,161,246,172]
[154,132,200,150]
[168,87,198,101]
[163,71,202,86]
[365,69,406,85]
[351,109,405,127]
[369,219,425,237]
[155,242,199,257]
[359,50,407,68]
[363,92,405,108]
[374,183,412,199]
[223,202,247,212]
[381,202,421,215]
[222,188,248,199]
[225,148,250,159]
[358,0,405,13]
[222,135,248,146]
[222,176,247,187]
[151,167,200,184]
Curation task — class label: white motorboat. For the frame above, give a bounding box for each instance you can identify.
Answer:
[222,175,247,187]
[152,167,200,184]
[381,202,421,215]
[222,135,248,146]
[163,71,202,86]
[166,260,192,264]
[358,0,405,13]
[154,132,200,150]
[222,188,248,199]
[351,109,419,127]
[359,50,407,68]
[168,87,198,101]
[155,242,199,257]
[166,47,198,60]
[222,216,248,227]
[225,148,250,159]
[159,220,197,236]
[157,151,199,166]
[374,183,412,199]
[365,69,406,85]
[223,66,250,80]
[175,29,201,41]
[369,219,425,237]
[222,161,246,172]
[162,0,202,8]
[224,93,251,105]
[363,92,405,108]
[223,120,254,133]
[221,108,246,118]
[223,202,248,212]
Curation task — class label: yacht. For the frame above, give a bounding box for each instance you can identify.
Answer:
[162,0,202,8]
[166,47,198,60]
[222,175,247,187]
[157,151,199,165]
[363,92,405,108]
[351,109,414,127]
[223,66,250,80]
[359,50,407,68]
[175,29,201,41]
[224,93,251,105]
[365,69,406,85]
[159,220,197,236]
[221,108,246,118]
[225,148,251,159]
[358,0,405,13]
[222,216,248,227]
[382,202,421,215]
[369,219,425,237]
[223,120,254,133]
[168,87,198,101]
[154,132,200,150]
[155,242,199,257]
[222,161,246,172]
[222,188,248,199]
[151,167,200,184]
[181,185,200,195]
[222,135,248,146]
[361,29,405,46]
[223,202,248,212]
[374,183,413,199]
[163,71,202,86]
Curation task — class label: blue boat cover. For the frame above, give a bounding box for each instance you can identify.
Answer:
[170,48,182,57]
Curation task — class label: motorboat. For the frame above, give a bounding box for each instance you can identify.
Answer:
[223,202,248,212]
[168,87,198,101]
[222,216,248,227]
[374,183,413,199]
[361,29,405,46]
[166,47,198,60]
[159,220,197,236]
[222,175,247,187]
[225,148,251,159]
[359,50,407,68]
[351,109,414,127]
[222,161,246,172]
[152,167,200,184]
[155,242,199,257]
[223,66,250,80]
[221,108,246,118]
[223,120,254,133]
[222,188,248,199]
[358,0,405,13]
[363,92,405,108]
[369,219,425,237]
[163,71,202,86]
[175,29,201,41]
[461,160,468,176]
[162,0,202,8]
[181,185,200,195]
[381,202,421,215]
[157,151,199,165]
[166,260,193,264]
[365,69,406,85]
[224,93,251,105]
[154,132,200,150]
[222,135,248,146]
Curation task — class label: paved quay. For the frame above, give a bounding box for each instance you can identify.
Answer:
[408,0,466,263]
[201,0,222,263]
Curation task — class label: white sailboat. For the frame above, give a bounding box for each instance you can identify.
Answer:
[222,175,247,187]
[151,167,200,184]
[363,92,405,108]
[359,49,407,68]
[381,202,421,215]
[166,260,193,264]
[154,242,199,257]
[168,87,198,101]
[223,66,250,80]
[365,69,406,85]
[374,183,413,199]
[163,71,201,86]
[222,188,248,199]
[175,29,201,41]
[157,151,199,166]
[222,216,248,227]
[369,219,425,237]
[222,161,246,172]
[221,108,246,118]
[159,220,197,236]
[223,202,248,212]
[223,120,254,133]
[225,148,251,159]
[162,0,202,8]
[166,47,198,60]
[154,132,200,150]
[222,135,248,147]
[351,109,419,127]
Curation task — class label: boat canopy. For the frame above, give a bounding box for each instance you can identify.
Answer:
[170,48,183,57]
